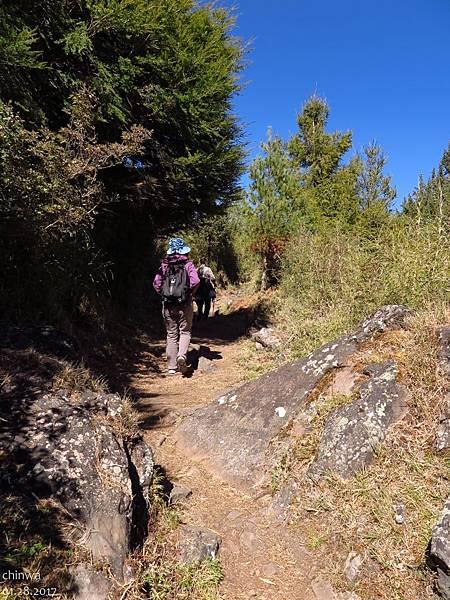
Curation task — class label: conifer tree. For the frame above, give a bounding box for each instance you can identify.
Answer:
[437,142,450,232]
[356,142,396,230]
[402,142,450,232]
[288,96,352,187]
[247,131,306,288]
[440,142,450,177]
[288,96,359,224]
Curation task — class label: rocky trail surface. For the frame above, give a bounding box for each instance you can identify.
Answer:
[129,295,319,600]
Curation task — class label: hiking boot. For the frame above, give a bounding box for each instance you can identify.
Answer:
[176,355,188,373]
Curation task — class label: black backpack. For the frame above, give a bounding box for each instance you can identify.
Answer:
[197,266,213,298]
[161,261,189,304]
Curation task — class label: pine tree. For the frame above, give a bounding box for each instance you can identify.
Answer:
[315,156,361,226]
[437,142,450,232]
[356,141,396,231]
[440,142,450,177]
[287,96,359,224]
[401,142,450,232]
[247,131,306,288]
[288,96,352,187]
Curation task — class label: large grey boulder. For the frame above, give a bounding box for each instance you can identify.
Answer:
[175,305,410,492]
[308,361,407,480]
[8,390,153,582]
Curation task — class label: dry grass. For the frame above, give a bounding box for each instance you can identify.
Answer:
[52,361,107,393]
[286,305,450,599]
[92,392,141,443]
[0,346,106,399]
[279,222,450,359]
[115,395,141,437]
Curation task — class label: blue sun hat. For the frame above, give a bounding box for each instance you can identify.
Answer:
[167,237,191,255]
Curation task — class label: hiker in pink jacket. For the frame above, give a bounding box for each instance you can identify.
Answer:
[153,238,199,374]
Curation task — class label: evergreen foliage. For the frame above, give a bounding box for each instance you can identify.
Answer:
[0,0,244,320]
[236,92,448,307]
[402,143,450,232]
[241,96,363,288]
[288,96,359,224]
[356,141,396,231]
[288,96,352,187]
[246,132,306,286]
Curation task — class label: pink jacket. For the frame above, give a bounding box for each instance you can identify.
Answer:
[153,254,200,294]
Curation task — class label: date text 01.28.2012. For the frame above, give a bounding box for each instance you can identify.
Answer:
[0,587,58,597]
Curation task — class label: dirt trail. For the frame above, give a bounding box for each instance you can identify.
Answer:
[130,296,316,600]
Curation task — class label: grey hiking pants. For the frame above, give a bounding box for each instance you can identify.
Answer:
[163,302,193,369]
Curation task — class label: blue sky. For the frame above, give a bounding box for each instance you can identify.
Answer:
[222,0,450,206]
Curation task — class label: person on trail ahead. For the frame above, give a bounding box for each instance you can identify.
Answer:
[195,258,216,320]
[153,238,199,375]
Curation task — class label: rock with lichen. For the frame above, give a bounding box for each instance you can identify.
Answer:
[308,361,408,480]
[175,305,410,492]
[4,390,153,582]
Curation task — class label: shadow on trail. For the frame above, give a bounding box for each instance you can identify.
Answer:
[187,345,222,371]
[97,303,260,394]
[192,306,260,345]
[125,304,266,431]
